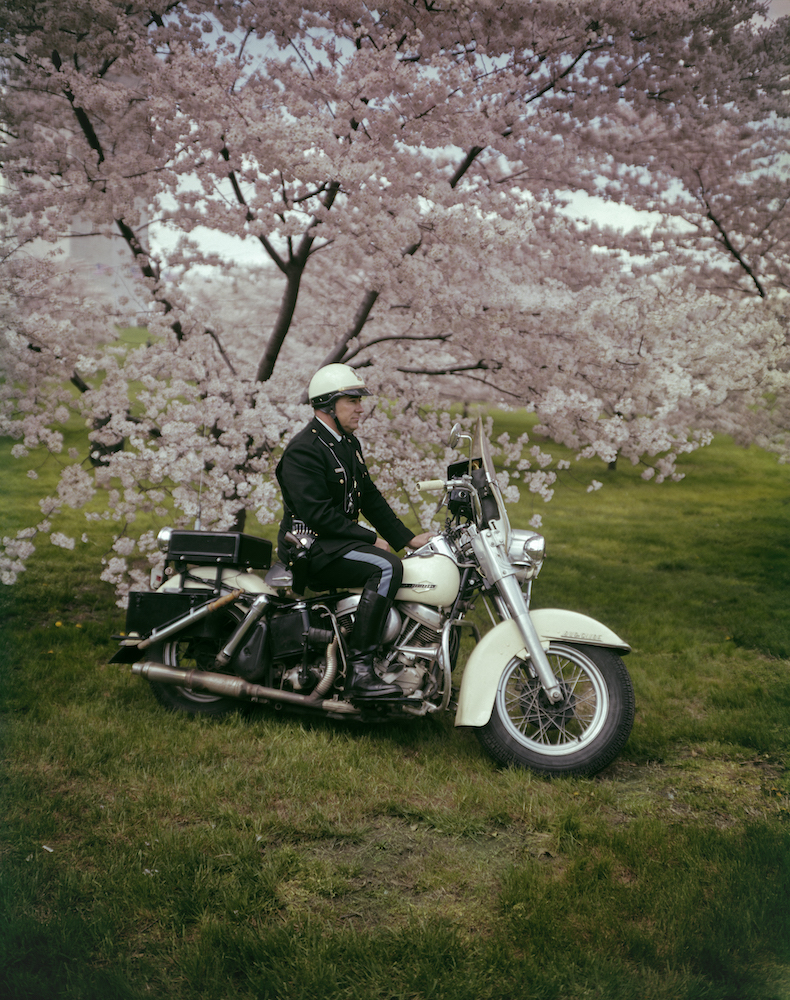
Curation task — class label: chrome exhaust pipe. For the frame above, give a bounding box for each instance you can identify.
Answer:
[132,660,358,713]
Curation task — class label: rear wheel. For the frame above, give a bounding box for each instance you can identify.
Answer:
[146,607,241,717]
[477,643,635,777]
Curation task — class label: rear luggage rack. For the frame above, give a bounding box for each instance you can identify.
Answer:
[161,529,272,570]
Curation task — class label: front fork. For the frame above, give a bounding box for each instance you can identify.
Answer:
[496,575,563,702]
[472,533,563,703]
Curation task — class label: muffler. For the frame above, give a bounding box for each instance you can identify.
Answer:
[132,660,358,713]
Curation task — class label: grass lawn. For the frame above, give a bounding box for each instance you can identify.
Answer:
[1,413,789,1000]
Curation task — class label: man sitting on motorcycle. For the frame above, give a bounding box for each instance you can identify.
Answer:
[276,364,433,700]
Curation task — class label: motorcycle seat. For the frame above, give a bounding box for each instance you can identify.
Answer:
[264,561,294,589]
[264,560,337,597]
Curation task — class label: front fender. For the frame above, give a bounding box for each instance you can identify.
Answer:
[529,609,630,655]
[454,610,629,728]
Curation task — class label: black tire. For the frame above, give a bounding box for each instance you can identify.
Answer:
[146,607,241,718]
[477,642,635,777]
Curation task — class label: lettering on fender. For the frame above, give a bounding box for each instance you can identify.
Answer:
[402,581,438,592]
[561,630,604,642]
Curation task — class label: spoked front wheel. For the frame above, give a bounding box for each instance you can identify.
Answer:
[477,642,635,777]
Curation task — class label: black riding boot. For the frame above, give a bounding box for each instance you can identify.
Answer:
[345,590,401,699]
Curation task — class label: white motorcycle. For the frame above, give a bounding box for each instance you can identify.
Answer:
[112,418,635,777]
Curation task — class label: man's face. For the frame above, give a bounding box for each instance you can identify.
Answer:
[334,394,365,434]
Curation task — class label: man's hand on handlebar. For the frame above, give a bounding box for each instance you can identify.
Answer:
[407,531,435,550]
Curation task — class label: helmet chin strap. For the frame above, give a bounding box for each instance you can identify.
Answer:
[315,406,340,433]
[314,391,364,433]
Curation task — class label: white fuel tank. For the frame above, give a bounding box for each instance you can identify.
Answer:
[395,554,460,607]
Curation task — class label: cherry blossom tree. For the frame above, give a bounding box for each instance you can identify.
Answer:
[1,0,788,598]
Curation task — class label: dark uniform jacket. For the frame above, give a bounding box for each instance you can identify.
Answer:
[276,417,415,574]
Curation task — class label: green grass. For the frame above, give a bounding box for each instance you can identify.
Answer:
[2,415,790,1000]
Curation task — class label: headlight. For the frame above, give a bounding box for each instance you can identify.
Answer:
[156,526,173,553]
[507,529,546,580]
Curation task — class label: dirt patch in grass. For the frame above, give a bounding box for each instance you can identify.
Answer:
[265,816,545,935]
[597,753,789,827]
[249,750,790,933]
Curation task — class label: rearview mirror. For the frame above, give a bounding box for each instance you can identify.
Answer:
[449,423,472,450]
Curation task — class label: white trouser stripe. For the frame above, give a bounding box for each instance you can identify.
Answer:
[343,549,394,597]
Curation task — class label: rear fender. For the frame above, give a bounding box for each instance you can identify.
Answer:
[454,610,629,728]
[160,566,276,596]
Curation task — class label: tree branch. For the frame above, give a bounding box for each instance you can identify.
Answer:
[315,242,422,375]
[206,329,238,376]
[342,332,451,363]
[316,289,380,369]
[695,169,766,298]
[450,146,485,188]
[50,49,220,355]
[394,360,525,401]
[51,48,105,165]
[220,145,287,273]
[395,360,503,376]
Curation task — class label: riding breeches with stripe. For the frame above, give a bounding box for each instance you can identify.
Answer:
[306,544,403,600]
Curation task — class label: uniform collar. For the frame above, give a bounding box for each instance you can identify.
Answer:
[313,415,359,447]
[312,415,343,443]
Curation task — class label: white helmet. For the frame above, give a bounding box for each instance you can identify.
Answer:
[308,363,371,410]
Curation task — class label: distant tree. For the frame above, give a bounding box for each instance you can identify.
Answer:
[1,1,788,596]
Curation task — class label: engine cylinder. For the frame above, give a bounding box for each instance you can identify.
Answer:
[334,594,402,645]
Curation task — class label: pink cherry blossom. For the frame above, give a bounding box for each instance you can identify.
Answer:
[0,2,787,596]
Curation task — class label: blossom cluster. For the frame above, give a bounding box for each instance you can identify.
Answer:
[1,1,788,600]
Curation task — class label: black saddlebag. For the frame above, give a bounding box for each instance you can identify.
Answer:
[110,591,236,664]
[123,591,228,639]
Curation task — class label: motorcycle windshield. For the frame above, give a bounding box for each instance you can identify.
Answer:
[472,418,511,542]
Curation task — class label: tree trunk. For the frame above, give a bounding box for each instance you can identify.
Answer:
[256,264,304,382]
[255,181,341,381]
